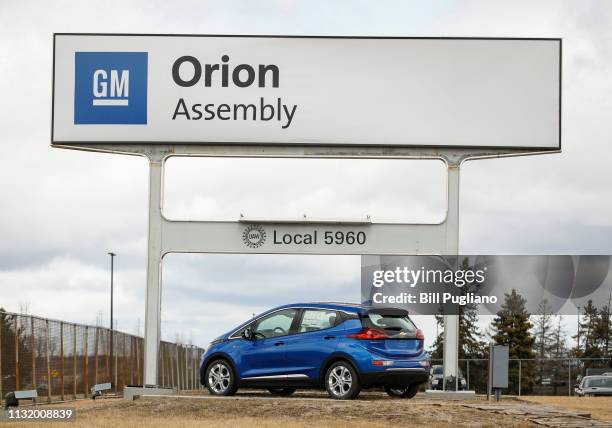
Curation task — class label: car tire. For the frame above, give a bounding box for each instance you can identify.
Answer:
[385,383,420,399]
[268,388,296,396]
[205,359,238,396]
[325,361,361,400]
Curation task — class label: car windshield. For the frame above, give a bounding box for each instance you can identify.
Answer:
[363,313,417,338]
[585,377,612,388]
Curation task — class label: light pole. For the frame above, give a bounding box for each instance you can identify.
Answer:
[108,252,116,383]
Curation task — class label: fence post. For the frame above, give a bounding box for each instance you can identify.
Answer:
[15,316,20,391]
[518,360,522,397]
[83,326,88,398]
[60,322,64,401]
[72,325,76,399]
[136,339,141,386]
[176,345,180,392]
[131,337,135,386]
[0,313,3,405]
[114,336,118,394]
[170,344,175,389]
[568,358,572,397]
[105,330,110,383]
[45,319,51,402]
[31,317,36,392]
[94,328,99,387]
[160,343,164,387]
[122,335,127,390]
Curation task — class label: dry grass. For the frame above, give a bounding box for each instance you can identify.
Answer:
[519,395,612,422]
[1,391,536,428]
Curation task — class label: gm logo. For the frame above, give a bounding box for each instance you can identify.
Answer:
[74,52,147,124]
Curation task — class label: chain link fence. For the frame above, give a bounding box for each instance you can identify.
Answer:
[0,311,205,405]
[431,357,612,396]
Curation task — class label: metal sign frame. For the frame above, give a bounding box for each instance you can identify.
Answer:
[52,144,559,388]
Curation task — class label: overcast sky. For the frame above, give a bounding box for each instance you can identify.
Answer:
[1,0,612,349]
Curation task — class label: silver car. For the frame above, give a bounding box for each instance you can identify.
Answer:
[575,376,612,397]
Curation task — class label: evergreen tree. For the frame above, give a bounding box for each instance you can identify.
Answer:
[490,289,536,394]
[552,315,567,359]
[532,300,555,385]
[575,300,601,358]
[550,315,568,395]
[595,298,612,358]
[0,308,31,391]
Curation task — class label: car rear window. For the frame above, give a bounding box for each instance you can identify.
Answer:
[362,313,418,338]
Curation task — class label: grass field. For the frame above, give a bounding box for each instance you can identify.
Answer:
[4,392,612,427]
[520,395,612,422]
[1,392,531,428]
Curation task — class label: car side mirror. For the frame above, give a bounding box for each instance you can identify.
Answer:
[242,327,254,341]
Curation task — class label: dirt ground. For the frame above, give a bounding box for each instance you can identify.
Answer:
[520,395,612,423]
[0,391,537,428]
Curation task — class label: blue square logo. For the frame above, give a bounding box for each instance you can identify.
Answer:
[74,52,148,124]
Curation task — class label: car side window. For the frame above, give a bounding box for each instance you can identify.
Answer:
[253,309,297,338]
[298,309,338,333]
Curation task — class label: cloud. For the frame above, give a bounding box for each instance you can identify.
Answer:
[1,0,612,348]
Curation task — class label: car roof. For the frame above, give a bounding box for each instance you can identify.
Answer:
[276,302,366,313]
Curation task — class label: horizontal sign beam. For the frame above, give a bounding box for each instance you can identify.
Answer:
[161,220,453,255]
[52,35,561,152]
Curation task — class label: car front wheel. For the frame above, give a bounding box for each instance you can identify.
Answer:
[385,383,419,399]
[205,360,237,396]
[325,361,361,400]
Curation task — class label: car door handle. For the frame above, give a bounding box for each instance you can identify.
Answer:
[274,341,285,346]
[324,336,336,340]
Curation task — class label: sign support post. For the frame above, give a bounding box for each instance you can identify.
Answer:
[442,164,460,391]
[144,155,164,387]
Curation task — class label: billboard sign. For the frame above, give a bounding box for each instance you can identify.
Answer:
[52,35,561,150]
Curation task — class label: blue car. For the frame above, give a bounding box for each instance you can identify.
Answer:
[199,303,430,399]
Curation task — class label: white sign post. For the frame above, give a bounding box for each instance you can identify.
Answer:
[52,34,561,391]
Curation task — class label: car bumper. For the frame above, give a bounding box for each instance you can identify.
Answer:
[360,367,429,388]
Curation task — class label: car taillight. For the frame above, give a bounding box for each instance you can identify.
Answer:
[348,327,389,340]
[416,329,425,340]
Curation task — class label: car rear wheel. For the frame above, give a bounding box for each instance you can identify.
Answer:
[385,383,420,399]
[205,359,237,396]
[325,361,361,400]
[268,388,296,396]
